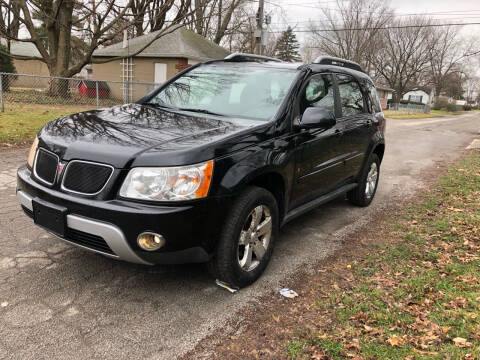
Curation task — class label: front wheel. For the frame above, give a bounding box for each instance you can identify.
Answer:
[208,187,278,288]
[347,153,380,207]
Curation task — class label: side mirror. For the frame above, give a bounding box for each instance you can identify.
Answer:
[299,107,336,129]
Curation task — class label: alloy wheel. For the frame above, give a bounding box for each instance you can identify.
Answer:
[365,162,378,199]
[237,205,272,272]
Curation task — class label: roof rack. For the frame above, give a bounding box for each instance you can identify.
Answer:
[313,56,363,72]
[224,53,282,63]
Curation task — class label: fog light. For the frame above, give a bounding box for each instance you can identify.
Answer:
[137,232,166,251]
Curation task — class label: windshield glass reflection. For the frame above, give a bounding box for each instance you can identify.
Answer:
[149,63,298,121]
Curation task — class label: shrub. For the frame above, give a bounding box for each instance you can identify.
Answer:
[463,104,472,111]
[0,44,16,91]
[445,103,457,112]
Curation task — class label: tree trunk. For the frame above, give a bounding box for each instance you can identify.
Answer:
[48,78,70,98]
[46,0,74,98]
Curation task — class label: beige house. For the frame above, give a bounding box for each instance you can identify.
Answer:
[0,38,49,87]
[91,27,230,101]
[375,84,394,109]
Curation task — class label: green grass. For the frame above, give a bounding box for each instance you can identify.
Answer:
[431,109,466,116]
[384,109,471,119]
[384,110,438,119]
[0,103,93,145]
[286,154,480,359]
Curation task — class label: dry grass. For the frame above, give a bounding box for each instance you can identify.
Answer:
[0,103,93,145]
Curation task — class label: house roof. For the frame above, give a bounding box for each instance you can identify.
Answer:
[375,83,394,92]
[0,38,42,58]
[93,27,230,61]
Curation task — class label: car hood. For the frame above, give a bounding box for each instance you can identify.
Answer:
[39,104,261,168]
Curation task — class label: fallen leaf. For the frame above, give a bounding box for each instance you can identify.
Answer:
[453,337,472,348]
[388,335,405,347]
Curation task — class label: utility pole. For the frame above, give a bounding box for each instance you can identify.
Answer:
[254,0,264,55]
[7,0,11,53]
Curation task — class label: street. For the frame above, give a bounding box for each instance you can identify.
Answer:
[0,112,479,360]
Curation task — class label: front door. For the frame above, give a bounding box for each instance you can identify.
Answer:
[290,73,345,209]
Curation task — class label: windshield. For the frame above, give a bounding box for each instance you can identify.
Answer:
[149,63,298,121]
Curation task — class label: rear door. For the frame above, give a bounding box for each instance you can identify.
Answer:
[290,73,345,209]
[335,74,373,179]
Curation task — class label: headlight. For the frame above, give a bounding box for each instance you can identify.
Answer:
[119,160,214,201]
[27,137,39,168]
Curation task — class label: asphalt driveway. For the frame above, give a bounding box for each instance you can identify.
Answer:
[0,112,479,360]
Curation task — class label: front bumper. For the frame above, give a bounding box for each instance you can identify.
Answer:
[17,165,228,265]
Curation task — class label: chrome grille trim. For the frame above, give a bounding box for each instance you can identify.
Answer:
[33,148,59,186]
[61,159,114,196]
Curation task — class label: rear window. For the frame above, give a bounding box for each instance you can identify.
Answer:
[366,82,382,113]
[336,74,365,117]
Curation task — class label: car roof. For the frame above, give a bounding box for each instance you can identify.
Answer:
[206,53,373,82]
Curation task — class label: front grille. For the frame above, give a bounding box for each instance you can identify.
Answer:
[62,160,113,195]
[66,228,114,254]
[34,148,59,185]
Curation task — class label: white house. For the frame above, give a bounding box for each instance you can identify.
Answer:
[402,90,432,104]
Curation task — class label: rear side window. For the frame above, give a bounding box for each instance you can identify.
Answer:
[336,74,365,117]
[366,82,382,113]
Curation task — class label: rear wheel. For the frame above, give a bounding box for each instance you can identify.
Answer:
[347,153,380,207]
[208,187,278,288]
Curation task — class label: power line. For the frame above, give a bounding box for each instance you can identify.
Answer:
[267,21,480,33]
[268,15,480,27]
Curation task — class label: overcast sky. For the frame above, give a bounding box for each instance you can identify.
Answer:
[265,0,480,42]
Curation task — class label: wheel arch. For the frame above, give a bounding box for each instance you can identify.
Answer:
[372,143,385,163]
[247,172,286,223]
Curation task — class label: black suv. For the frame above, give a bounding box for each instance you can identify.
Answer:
[17,54,385,287]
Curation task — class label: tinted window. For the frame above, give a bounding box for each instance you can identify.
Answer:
[302,74,335,113]
[151,64,297,121]
[367,82,382,113]
[336,74,364,116]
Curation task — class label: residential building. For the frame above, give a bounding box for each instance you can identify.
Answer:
[91,27,230,100]
[375,84,393,109]
[403,89,434,105]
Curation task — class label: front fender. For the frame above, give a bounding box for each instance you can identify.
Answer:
[210,137,295,202]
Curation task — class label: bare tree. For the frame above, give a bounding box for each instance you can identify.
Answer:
[183,0,247,44]
[464,75,480,104]
[308,0,393,72]
[428,26,473,97]
[369,17,435,103]
[0,1,20,41]
[0,0,191,88]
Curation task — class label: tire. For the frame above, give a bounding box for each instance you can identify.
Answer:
[208,186,279,288]
[347,153,380,207]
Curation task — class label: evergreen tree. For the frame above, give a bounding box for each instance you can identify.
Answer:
[0,44,16,91]
[275,27,301,62]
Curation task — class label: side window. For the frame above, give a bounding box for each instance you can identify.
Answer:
[336,74,365,117]
[301,74,335,113]
[366,82,382,113]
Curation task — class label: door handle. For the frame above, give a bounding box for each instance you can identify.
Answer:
[335,129,343,137]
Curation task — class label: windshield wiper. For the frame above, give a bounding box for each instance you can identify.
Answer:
[177,108,225,117]
[143,102,178,110]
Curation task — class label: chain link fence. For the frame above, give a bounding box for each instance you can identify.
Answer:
[0,72,161,112]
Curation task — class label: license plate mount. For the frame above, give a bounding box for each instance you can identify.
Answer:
[32,198,67,237]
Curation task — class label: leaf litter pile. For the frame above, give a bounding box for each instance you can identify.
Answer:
[186,153,480,360]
